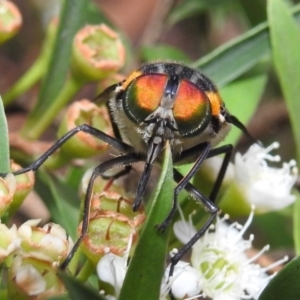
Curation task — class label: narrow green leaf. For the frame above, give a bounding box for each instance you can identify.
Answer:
[22,0,88,137]
[119,143,174,300]
[238,0,267,26]
[193,22,270,87]
[268,0,300,162]
[293,191,300,254]
[0,96,10,172]
[258,256,300,300]
[192,4,300,87]
[167,0,221,26]
[58,271,106,300]
[140,44,191,63]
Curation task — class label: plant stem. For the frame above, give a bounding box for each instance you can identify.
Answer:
[76,259,94,282]
[3,19,57,106]
[20,74,84,140]
[2,57,47,106]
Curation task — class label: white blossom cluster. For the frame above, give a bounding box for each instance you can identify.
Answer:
[97,143,296,299]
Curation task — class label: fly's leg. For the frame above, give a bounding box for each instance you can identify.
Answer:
[59,153,142,270]
[0,124,133,177]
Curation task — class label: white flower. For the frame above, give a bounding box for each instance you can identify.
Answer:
[97,233,177,300]
[0,222,20,262]
[97,252,127,298]
[15,263,46,296]
[18,219,73,264]
[162,260,203,299]
[9,255,65,298]
[97,234,132,299]
[234,142,298,213]
[173,209,288,300]
[0,173,16,216]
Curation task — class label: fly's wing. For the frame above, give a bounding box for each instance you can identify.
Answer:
[94,82,124,141]
[94,83,120,106]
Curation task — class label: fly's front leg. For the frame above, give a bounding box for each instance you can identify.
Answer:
[59,153,141,270]
[156,142,211,232]
[207,144,233,202]
[0,124,133,177]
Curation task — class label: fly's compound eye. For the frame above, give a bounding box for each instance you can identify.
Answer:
[122,73,168,124]
[173,80,212,137]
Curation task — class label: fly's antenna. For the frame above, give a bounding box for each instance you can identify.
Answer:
[225,114,262,146]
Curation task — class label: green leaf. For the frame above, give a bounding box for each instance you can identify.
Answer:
[268,0,300,162]
[220,73,267,145]
[253,210,294,249]
[21,0,88,138]
[192,4,300,87]
[58,271,106,300]
[258,256,300,300]
[119,143,174,300]
[85,1,111,25]
[293,191,300,254]
[140,44,191,63]
[238,0,267,26]
[167,0,220,26]
[0,96,10,172]
[193,22,270,87]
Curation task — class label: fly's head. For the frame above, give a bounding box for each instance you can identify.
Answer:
[108,62,231,162]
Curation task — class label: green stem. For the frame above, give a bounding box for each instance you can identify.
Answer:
[67,246,83,276]
[20,75,84,140]
[2,57,47,106]
[3,20,58,106]
[76,259,94,282]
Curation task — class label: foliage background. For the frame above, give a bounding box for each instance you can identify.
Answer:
[1,0,300,299]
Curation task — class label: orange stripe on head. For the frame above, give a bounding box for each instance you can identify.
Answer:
[121,70,142,90]
[206,91,223,116]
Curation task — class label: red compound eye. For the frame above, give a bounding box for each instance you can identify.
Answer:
[173,80,211,136]
[123,74,168,124]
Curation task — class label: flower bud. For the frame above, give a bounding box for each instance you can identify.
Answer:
[18,219,73,264]
[91,191,146,228]
[0,1,22,44]
[79,211,138,265]
[8,256,65,299]
[0,173,16,216]
[80,169,146,227]
[71,24,125,82]
[81,168,126,197]
[8,161,35,216]
[0,223,19,263]
[57,99,113,159]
